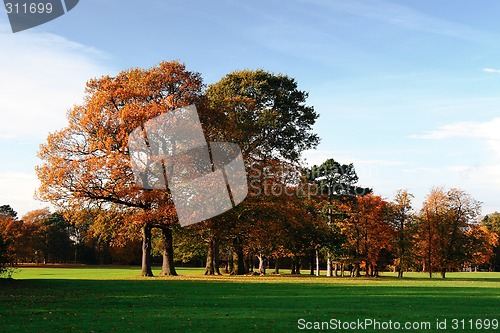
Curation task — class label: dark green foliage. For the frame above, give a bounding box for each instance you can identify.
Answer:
[33,213,72,264]
[0,205,17,219]
[309,159,371,200]
[482,212,500,235]
[482,212,500,271]
[207,69,320,161]
[307,159,372,270]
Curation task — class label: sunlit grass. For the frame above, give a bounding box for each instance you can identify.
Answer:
[1,267,499,332]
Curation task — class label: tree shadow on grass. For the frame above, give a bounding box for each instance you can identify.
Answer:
[0,278,498,333]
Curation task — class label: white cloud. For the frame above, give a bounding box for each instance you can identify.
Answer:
[0,172,49,217]
[302,149,408,167]
[0,20,113,215]
[483,68,500,73]
[412,117,500,156]
[0,24,112,139]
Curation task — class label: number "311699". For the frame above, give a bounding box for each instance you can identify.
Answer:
[5,2,53,14]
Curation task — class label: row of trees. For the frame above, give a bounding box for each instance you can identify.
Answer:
[34,61,320,277]
[0,206,72,265]
[2,61,498,278]
[2,177,499,278]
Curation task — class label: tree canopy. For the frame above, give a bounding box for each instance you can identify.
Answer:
[206,69,319,162]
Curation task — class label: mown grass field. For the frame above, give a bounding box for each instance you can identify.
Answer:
[1,267,499,332]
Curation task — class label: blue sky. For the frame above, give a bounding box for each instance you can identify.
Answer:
[2,0,500,217]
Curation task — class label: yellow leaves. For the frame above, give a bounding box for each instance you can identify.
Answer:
[21,208,52,225]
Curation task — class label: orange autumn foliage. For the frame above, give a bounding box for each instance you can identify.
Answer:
[36,61,207,229]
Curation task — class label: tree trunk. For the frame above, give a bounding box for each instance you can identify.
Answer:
[427,219,432,279]
[258,253,266,275]
[160,226,177,276]
[227,249,233,274]
[354,262,361,277]
[231,237,246,275]
[440,268,446,279]
[205,237,215,275]
[141,225,153,277]
[310,250,315,275]
[340,262,345,277]
[334,262,339,277]
[291,256,301,274]
[246,254,252,273]
[315,249,320,277]
[326,252,332,277]
[274,257,280,274]
[214,238,221,275]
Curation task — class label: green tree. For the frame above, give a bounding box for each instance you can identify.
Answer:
[308,159,371,276]
[482,212,500,234]
[207,69,319,162]
[206,69,320,275]
[309,159,371,200]
[0,205,17,219]
[482,212,500,271]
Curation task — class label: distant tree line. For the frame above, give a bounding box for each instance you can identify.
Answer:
[1,182,498,278]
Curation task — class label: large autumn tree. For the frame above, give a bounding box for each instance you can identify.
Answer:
[465,223,498,271]
[417,188,481,278]
[340,194,392,277]
[204,69,320,274]
[37,61,207,276]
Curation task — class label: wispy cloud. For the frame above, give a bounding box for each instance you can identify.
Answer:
[302,149,408,167]
[0,172,48,216]
[299,0,495,44]
[0,24,112,140]
[483,68,500,74]
[0,18,112,215]
[412,118,500,156]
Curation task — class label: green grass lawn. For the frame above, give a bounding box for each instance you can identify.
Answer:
[1,267,499,332]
